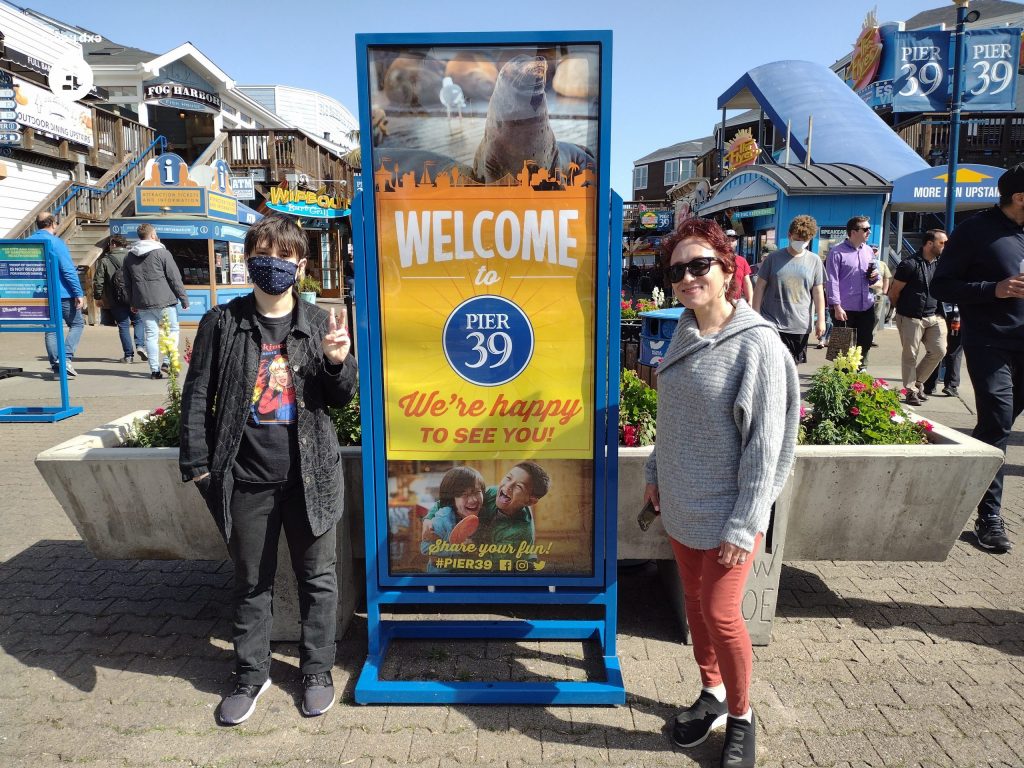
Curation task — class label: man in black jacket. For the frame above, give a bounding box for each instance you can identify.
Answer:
[93,235,145,363]
[888,229,947,406]
[933,165,1024,553]
[180,215,357,724]
[123,223,189,379]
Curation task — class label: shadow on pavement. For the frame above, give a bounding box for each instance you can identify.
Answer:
[780,563,1023,655]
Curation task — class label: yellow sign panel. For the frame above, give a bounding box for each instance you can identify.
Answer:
[208,191,238,216]
[376,181,595,460]
[137,188,203,208]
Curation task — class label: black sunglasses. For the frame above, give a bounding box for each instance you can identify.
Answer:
[668,257,720,282]
[853,226,871,232]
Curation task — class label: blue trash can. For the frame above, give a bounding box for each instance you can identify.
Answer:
[639,307,684,367]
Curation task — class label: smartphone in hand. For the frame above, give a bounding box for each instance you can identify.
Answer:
[637,499,659,531]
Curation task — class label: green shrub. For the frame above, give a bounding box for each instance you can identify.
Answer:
[619,369,657,446]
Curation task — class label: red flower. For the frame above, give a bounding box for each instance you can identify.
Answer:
[874,378,888,388]
[153,407,165,416]
[622,424,638,446]
[850,407,860,416]
[899,388,908,396]
[851,381,867,393]
[889,410,897,417]
[919,420,934,432]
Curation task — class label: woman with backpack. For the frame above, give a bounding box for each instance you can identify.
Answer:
[93,235,145,364]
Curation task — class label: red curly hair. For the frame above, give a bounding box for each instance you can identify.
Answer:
[660,218,737,277]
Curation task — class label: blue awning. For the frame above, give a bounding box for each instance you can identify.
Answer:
[718,61,928,183]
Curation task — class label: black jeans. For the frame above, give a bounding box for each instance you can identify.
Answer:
[228,481,338,685]
[778,332,809,364]
[924,321,963,391]
[831,307,875,367]
[964,345,1024,521]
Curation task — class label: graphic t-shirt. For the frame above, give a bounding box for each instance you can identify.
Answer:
[233,311,300,484]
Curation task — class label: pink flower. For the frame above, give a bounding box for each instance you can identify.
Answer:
[799,405,807,419]
[152,407,165,416]
[851,381,867,393]
[899,388,908,396]
[919,420,933,432]
[889,410,897,417]
[622,424,638,446]
[850,407,860,416]
[874,378,888,388]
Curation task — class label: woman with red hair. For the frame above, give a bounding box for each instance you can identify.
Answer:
[643,218,800,768]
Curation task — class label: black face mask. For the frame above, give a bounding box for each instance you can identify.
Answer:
[247,257,297,295]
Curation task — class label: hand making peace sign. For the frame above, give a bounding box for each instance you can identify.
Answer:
[322,307,351,364]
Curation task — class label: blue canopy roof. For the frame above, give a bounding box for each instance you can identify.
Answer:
[718,61,928,183]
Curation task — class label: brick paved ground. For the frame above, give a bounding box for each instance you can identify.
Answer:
[0,323,1021,768]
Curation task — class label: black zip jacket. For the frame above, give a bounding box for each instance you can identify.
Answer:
[179,293,358,541]
[932,205,1024,351]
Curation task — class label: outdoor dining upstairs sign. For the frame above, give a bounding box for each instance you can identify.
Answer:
[352,30,623,706]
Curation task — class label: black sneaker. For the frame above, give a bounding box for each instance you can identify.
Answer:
[137,348,148,362]
[151,371,163,380]
[217,679,271,725]
[161,361,169,372]
[905,391,923,406]
[720,712,756,768]
[943,386,959,398]
[120,356,133,364]
[672,690,728,748]
[917,387,930,401]
[301,672,335,716]
[975,517,1012,553]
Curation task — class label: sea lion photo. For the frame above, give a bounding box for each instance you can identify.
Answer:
[473,55,595,185]
[383,57,445,108]
[444,53,498,102]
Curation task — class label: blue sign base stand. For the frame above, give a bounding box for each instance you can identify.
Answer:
[0,405,83,422]
[354,587,625,705]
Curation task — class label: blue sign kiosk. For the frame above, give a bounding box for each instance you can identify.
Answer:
[0,239,82,422]
[352,31,624,704]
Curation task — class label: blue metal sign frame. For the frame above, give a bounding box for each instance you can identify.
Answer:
[0,239,82,422]
[352,30,623,705]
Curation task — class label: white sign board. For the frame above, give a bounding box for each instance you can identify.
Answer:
[13,78,94,146]
[231,176,255,201]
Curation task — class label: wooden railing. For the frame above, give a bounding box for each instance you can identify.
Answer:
[192,131,228,167]
[895,114,1024,168]
[6,136,167,240]
[17,105,154,172]
[225,129,354,189]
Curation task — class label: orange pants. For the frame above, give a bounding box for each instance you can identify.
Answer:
[669,533,761,716]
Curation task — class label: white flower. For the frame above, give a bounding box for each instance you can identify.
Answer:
[651,286,664,308]
[890,414,905,424]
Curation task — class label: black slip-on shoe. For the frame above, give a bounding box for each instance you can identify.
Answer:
[720,712,756,768]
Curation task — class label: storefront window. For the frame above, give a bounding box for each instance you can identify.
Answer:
[168,240,211,286]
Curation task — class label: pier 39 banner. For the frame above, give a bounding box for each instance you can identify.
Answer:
[366,42,602,579]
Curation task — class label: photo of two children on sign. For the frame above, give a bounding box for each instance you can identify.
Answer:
[386,458,595,576]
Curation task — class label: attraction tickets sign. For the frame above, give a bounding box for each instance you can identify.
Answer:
[359,36,609,582]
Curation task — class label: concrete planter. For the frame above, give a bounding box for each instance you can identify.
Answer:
[617,422,1002,644]
[35,412,364,642]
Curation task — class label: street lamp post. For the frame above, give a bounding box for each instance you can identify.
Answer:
[945,0,970,233]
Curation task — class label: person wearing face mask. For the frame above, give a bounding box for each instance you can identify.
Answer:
[179,215,357,726]
[751,215,826,364]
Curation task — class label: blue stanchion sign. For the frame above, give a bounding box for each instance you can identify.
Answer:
[0,239,82,422]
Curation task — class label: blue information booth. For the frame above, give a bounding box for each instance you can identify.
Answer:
[0,239,82,422]
[352,30,625,705]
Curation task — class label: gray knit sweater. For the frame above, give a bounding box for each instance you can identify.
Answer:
[644,301,800,551]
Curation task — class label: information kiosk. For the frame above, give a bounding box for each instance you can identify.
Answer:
[352,31,624,704]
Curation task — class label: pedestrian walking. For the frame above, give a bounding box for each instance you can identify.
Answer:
[825,216,881,367]
[922,302,963,398]
[179,214,358,725]
[751,214,826,363]
[122,224,189,379]
[92,235,146,364]
[725,229,753,303]
[888,229,948,406]
[932,164,1024,554]
[643,218,799,768]
[28,212,84,379]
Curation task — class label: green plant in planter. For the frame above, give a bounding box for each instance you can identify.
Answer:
[619,369,657,446]
[297,274,322,295]
[329,392,361,446]
[800,346,932,445]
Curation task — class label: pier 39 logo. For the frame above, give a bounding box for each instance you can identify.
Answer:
[443,295,534,386]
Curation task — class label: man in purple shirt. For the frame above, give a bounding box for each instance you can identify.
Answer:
[826,215,881,367]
